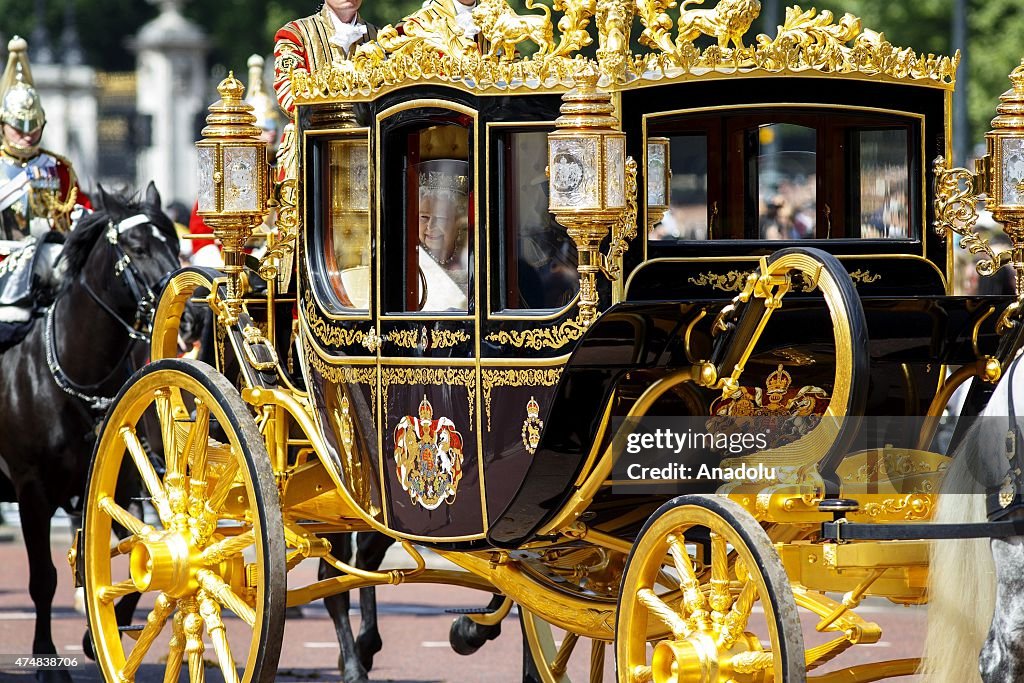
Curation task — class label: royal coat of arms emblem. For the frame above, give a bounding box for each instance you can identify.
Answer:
[393,395,465,509]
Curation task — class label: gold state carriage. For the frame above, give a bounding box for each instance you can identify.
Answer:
[73,0,1024,681]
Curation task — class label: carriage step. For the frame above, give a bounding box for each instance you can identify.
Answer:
[444,607,495,615]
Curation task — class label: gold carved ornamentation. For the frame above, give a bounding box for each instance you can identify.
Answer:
[304,348,378,420]
[481,367,563,430]
[690,268,878,293]
[932,155,1007,280]
[385,328,471,350]
[485,313,587,350]
[603,156,638,281]
[859,494,932,521]
[303,290,368,347]
[382,366,476,425]
[473,0,554,60]
[261,177,300,286]
[521,396,544,454]
[393,395,466,509]
[290,1,957,103]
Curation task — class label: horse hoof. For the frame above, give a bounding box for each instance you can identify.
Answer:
[356,631,382,671]
[340,658,370,683]
[449,616,501,655]
[82,629,95,661]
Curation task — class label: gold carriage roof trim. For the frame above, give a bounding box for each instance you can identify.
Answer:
[290,0,960,103]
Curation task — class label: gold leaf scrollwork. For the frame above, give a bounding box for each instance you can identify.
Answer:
[688,270,751,293]
[261,177,300,283]
[385,329,421,349]
[604,156,638,280]
[432,329,471,348]
[382,367,477,426]
[932,156,1006,278]
[860,494,932,521]
[304,348,378,421]
[385,328,471,349]
[303,290,368,347]
[481,368,563,430]
[485,313,588,350]
[847,269,881,285]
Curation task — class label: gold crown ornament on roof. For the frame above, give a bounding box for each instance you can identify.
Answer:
[290,0,960,102]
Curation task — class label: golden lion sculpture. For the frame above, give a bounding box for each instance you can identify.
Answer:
[677,0,761,51]
[472,0,554,60]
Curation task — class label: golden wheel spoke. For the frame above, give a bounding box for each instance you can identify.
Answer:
[201,530,254,565]
[98,496,147,537]
[206,458,240,513]
[631,664,653,683]
[110,535,138,558]
[196,569,255,628]
[667,533,711,629]
[718,558,759,648]
[550,632,579,678]
[638,587,689,638]
[199,591,240,683]
[185,398,211,482]
[155,389,179,478]
[121,594,175,680]
[589,640,605,683]
[98,580,138,604]
[120,426,171,523]
[164,609,185,683]
[731,650,774,674]
[709,532,732,618]
[183,603,206,683]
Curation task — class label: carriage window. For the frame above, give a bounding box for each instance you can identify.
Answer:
[856,129,910,239]
[382,121,472,313]
[323,137,370,310]
[649,135,708,241]
[499,131,579,311]
[757,124,816,240]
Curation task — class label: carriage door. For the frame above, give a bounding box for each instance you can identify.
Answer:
[375,102,484,542]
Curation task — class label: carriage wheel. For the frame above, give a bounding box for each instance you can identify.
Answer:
[616,495,804,683]
[522,608,613,682]
[83,358,285,682]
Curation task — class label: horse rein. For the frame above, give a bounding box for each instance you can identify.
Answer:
[45,213,177,413]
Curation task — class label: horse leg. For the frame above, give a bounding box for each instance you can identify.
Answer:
[449,593,507,656]
[17,481,72,683]
[321,532,369,683]
[353,532,393,671]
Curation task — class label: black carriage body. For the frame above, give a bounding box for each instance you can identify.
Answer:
[295,74,1013,549]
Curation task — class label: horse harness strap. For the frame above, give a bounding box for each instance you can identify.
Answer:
[989,354,1024,519]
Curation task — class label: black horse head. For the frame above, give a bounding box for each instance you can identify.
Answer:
[60,181,181,339]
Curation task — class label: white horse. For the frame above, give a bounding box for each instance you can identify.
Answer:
[921,357,1024,682]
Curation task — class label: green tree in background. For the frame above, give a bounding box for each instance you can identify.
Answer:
[3,0,1023,147]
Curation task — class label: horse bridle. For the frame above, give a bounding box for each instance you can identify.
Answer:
[45,213,177,413]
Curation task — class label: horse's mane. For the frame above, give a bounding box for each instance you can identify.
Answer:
[60,188,178,280]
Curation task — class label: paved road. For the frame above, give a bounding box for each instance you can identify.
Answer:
[0,507,926,682]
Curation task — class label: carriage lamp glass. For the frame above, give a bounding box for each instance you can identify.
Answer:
[646,137,671,221]
[195,72,270,223]
[547,70,626,218]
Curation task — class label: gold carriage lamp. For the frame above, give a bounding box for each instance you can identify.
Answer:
[646,137,671,232]
[547,65,627,325]
[196,72,271,319]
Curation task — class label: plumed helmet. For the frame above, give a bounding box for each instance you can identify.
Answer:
[0,36,45,135]
[245,54,282,137]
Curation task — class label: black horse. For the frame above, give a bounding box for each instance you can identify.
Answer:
[0,183,180,683]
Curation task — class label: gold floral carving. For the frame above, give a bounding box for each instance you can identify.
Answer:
[304,349,378,420]
[382,366,476,425]
[485,313,587,350]
[860,494,932,521]
[481,367,563,430]
[303,291,368,347]
[291,1,958,104]
[385,327,471,349]
[932,155,1004,277]
[689,268,878,293]
[260,177,300,285]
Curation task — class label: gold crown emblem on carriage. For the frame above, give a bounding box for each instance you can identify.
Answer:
[765,365,793,395]
[418,394,434,420]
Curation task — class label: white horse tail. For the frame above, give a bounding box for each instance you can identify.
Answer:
[919,425,996,683]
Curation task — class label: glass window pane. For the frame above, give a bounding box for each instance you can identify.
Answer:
[501,131,579,310]
[859,129,910,239]
[757,123,816,240]
[324,137,371,310]
[649,134,707,240]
